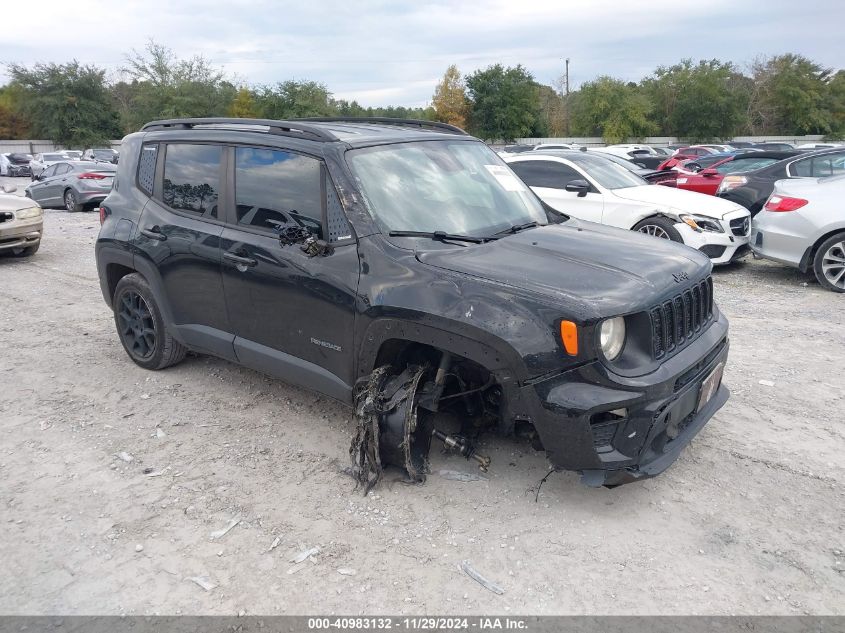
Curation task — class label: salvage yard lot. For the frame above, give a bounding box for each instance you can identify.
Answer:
[1,185,843,615]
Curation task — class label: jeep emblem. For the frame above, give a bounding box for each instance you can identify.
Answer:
[673,272,689,283]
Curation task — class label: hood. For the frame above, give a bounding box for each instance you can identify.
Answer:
[0,192,38,212]
[611,184,745,219]
[415,221,711,319]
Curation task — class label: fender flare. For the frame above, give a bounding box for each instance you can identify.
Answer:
[356,316,523,385]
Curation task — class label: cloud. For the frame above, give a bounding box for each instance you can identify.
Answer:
[1,0,842,107]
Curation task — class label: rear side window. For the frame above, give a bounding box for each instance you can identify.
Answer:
[510,160,581,189]
[234,147,323,238]
[137,144,158,196]
[791,152,845,177]
[162,144,221,217]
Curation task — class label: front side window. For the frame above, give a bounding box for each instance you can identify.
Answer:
[569,155,646,189]
[510,160,581,189]
[41,165,57,179]
[234,147,323,238]
[347,140,548,236]
[162,144,221,217]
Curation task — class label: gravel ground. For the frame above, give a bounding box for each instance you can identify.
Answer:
[1,175,843,616]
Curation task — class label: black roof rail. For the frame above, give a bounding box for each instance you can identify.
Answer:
[298,117,469,136]
[140,118,338,142]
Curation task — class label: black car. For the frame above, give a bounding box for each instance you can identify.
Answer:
[95,117,729,489]
[717,147,845,215]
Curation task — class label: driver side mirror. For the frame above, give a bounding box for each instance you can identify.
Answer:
[564,179,591,197]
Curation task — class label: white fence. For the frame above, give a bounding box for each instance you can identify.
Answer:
[515,135,829,147]
[0,140,122,154]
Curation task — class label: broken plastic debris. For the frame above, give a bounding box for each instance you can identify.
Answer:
[155,428,166,439]
[117,452,133,463]
[437,469,488,482]
[145,466,170,478]
[337,567,357,576]
[289,546,320,564]
[758,380,775,387]
[187,576,217,592]
[461,560,504,595]
[268,536,281,552]
[209,517,241,540]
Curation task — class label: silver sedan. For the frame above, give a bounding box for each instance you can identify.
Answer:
[751,174,845,292]
[25,161,116,212]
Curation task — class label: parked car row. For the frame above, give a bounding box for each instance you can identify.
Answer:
[1,148,120,180]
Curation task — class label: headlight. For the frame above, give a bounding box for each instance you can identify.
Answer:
[679,214,724,233]
[599,317,626,361]
[15,206,42,220]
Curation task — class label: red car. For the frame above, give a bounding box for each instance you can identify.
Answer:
[674,151,800,196]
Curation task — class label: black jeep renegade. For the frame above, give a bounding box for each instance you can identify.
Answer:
[95,117,729,487]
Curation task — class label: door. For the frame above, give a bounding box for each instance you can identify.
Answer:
[31,164,63,207]
[134,142,233,359]
[220,146,359,400]
[509,159,605,224]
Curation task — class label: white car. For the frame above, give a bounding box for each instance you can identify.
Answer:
[505,151,751,265]
[532,143,574,151]
[596,144,658,158]
[796,142,843,151]
[751,174,845,292]
[0,152,33,177]
[29,152,72,179]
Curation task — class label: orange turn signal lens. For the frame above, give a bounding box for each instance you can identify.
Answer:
[560,320,578,356]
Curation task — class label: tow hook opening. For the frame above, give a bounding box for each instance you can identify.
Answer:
[349,350,494,493]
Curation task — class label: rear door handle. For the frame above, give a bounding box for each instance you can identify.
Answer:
[223,251,258,268]
[140,226,167,241]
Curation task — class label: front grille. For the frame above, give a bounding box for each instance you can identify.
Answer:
[650,277,714,360]
[730,216,750,236]
[0,212,12,224]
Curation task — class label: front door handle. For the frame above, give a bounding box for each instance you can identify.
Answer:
[140,226,167,241]
[223,251,258,268]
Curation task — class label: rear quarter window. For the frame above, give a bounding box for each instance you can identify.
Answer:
[137,144,158,196]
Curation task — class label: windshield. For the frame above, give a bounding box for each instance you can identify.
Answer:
[346,140,550,236]
[569,154,647,189]
[716,157,778,174]
[93,149,116,158]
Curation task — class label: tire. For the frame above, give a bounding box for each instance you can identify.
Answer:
[64,188,83,213]
[632,216,683,242]
[813,232,845,293]
[10,242,40,257]
[113,273,187,370]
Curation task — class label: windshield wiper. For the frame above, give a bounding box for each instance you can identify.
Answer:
[388,230,498,244]
[494,221,540,236]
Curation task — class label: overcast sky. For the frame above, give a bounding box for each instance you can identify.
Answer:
[1,0,842,107]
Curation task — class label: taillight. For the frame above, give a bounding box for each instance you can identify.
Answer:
[765,195,808,212]
[79,172,107,180]
[98,206,111,225]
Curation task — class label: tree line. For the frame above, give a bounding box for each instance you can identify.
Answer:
[0,41,842,147]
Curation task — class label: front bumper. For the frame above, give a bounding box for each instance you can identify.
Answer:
[0,216,43,251]
[675,211,751,265]
[511,312,729,486]
[8,165,32,177]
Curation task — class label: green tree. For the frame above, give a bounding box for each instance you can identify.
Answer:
[228,87,259,118]
[253,80,335,119]
[642,59,747,141]
[570,77,656,143]
[0,84,30,139]
[432,64,469,129]
[465,64,541,141]
[536,83,566,137]
[119,40,236,130]
[826,70,845,139]
[749,54,834,135]
[7,61,121,147]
